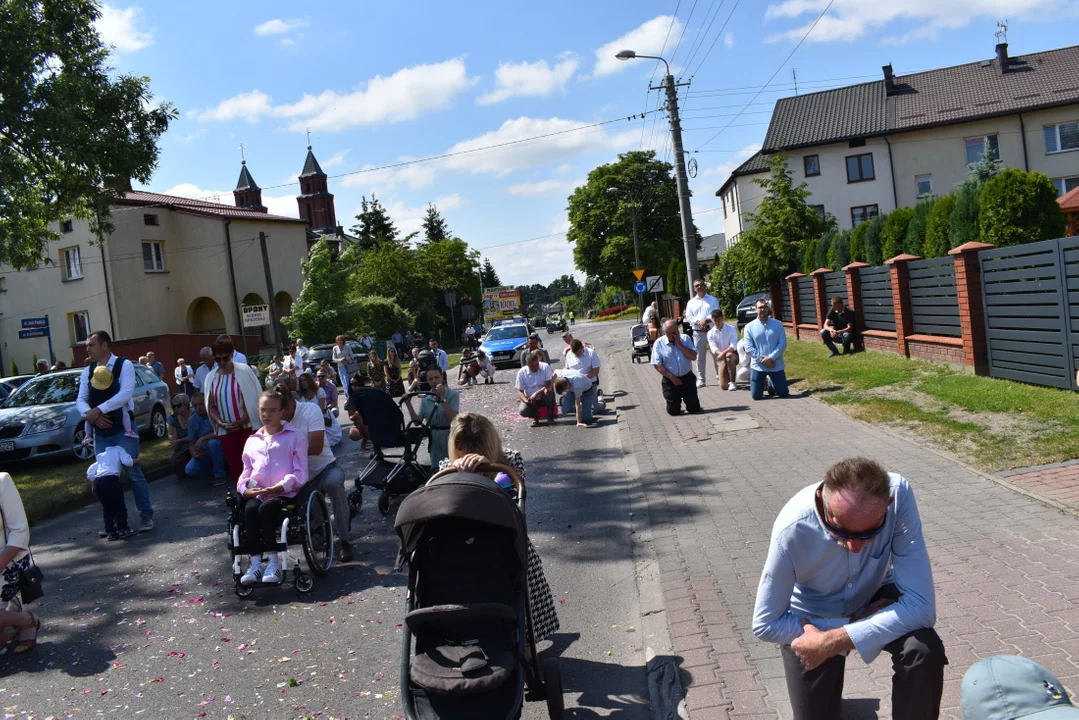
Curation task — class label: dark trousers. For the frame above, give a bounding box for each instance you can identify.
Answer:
[780,586,947,720]
[95,475,130,533]
[518,390,556,420]
[661,372,701,416]
[242,497,286,555]
[821,329,853,355]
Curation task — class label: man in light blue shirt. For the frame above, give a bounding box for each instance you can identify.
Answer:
[752,457,946,720]
[742,298,790,400]
[650,320,701,415]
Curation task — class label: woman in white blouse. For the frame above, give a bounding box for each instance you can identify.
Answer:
[0,473,41,653]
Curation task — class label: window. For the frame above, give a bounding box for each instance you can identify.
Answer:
[810,204,826,221]
[849,138,866,148]
[61,220,73,233]
[1044,122,1079,154]
[0,277,6,293]
[850,204,880,227]
[964,134,999,165]
[721,193,728,218]
[846,153,875,183]
[915,174,933,198]
[135,365,159,386]
[69,311,90,345]
[143,213,159,226]
[142,241,164,272]
[61,246,83,280]
[1051,176,1079,196]
[804,155,820,177]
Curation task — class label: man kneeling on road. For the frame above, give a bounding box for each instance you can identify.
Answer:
[651,320,700,416]
[554,368,595,427]
[752,457,947,720]
[821,296,856,357]
[516,351,556,426]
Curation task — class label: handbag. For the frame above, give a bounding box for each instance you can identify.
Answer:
[0,503,44,604]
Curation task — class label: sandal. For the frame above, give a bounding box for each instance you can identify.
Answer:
[11,612,40,654]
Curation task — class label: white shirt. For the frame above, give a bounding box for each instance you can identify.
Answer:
[233,350,248,365]
[564,346,600,376]
[558,368,593,397]
[193,362,215,391]
[685,294,720,334]
[175,364,194,384]
[0,473,30,556]
[515,362,553,397]
[76,353,136,417]
[295,345,310,365]
[465,326,476,337]
[86,446,134,480]
[359,337,373,350]
[707,323,739,355]
[291,401,335,477]
[432,349,448,372]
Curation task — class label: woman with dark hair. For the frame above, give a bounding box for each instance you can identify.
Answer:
[204,335,263,484]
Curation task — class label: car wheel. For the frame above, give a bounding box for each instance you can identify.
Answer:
[72,427,95,461]
[150,405,167,439]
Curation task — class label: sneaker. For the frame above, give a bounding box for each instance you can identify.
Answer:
[262,560,283,584]
[696,379,706,388]
[727,382,737,391]
[106,532,120,541]
[138,517,154,533]
[212,476,227,487]
[99,530,109,539]
[117,528,136,539]
[339,541,354,563]
[240,559,263,585]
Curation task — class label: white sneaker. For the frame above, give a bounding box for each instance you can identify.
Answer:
[696,379,706,388]
[262,559,283,584]
[727,382,737,391]
[240,558,263,585]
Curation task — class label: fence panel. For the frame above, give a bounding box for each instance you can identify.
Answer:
[780,281,792,323]
[1065,238,1079,383]
[797,276,818,325]
[823,272,848,307]
[858,266,895,331]
[980,239,1075,389]
[907,257,960,337]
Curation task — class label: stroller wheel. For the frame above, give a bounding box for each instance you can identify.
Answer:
[295,572,314,593]
[377,492,391,516]
[234,581,254,598]
[543,658,564,719]
[348,488,362,519]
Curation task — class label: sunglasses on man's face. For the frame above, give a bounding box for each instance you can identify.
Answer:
[816,485,889,541]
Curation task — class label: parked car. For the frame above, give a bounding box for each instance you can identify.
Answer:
[479,323,531,368]
[303,341,368,381]
[0,365,170,464]
[736,291,771,329]
[0,375,33,404]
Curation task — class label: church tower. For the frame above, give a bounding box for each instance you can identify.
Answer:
[296,145,337,232]
[233,160,267,213]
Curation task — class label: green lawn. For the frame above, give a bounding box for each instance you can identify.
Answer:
[784,339,1079,472]
[9,437,172,525]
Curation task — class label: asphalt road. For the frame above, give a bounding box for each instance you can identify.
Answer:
[0,319,652,720]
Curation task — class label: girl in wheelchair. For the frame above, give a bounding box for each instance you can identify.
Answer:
[237,387,309,585]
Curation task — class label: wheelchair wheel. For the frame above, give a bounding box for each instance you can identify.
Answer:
[377,491,390,516]
[303,490,334,577]
[295,572,314,593]
[235,581,254,598]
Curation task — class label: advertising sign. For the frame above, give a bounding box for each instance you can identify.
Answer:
[241,304,271,328]
[482,286,521,324]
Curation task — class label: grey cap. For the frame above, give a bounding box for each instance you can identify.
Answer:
[962,655,1079,719]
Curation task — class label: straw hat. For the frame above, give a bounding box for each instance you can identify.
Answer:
[90,365,114,391]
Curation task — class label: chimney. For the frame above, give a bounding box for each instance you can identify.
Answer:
[882,63,896,96]
[996,43,1009,74]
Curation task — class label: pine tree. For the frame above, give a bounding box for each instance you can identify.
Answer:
[420,203,451,244]
[351,195,399,248]
[968,139,1004,185]
[479,258,500,288]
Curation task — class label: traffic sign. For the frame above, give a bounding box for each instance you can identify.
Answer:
[646,275,664,293]
[21,317,48,330]
[18,329,48,339]
[632,269,645,281]
[17,314,55,365]
[634,280,647,294]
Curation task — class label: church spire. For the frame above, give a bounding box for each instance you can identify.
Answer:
[296,142,337,232]
[233,159,267,213]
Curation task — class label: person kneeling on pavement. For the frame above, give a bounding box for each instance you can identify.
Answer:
[516,351,556,426]
[554,368,595,427]
[651,319,701,416]
[821,296,856,357]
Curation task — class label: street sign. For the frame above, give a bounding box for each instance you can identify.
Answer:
[632,269,645,281]
[21,317,48,330]
[17,315,54,364]
[646,275,664,293]
[18,329,48,339]
[445,292,457,307]
[634,280,647,294]
[241,304,271,328]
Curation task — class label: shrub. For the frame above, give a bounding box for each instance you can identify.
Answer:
[849,222,869,264]
[949,182,981,248]
[597,304,629,317]
[880,207,914,261]
[904,198,935,256]
[350,296,416,339]
[802,238,819,275]
[864,215,885,266]
[978,168,1068,247]
[923,194,956,258]
[815,229,835,270]
[826,229,852,271]
[709,243,751,317]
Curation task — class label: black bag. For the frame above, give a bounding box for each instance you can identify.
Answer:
[0,502,44,604]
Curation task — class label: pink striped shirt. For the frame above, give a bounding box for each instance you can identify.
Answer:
[236,422,309,499]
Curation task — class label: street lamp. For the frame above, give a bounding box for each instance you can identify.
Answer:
[616,49,700,292]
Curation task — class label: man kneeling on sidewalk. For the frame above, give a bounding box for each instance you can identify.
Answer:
[651,319,701,416]
[752,457,947,720]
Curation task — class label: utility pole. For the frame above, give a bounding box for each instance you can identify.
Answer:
[630,206,644,317]
[259,231,283,356]
[662,73,702,289]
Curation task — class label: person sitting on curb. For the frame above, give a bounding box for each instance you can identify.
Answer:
[743,299,790,400]
[821,296,856,357]
[515,351,556,427]
[650,319,700,416]
[961,655,1079,719]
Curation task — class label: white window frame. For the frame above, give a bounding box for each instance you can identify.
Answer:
[915,174,933,198]
[62,246,83,280]
[1044,121,1079,154]
[1051,176,1079,197]
[69,310,90,345]
[964,134,999,165]
[142,240,165,272]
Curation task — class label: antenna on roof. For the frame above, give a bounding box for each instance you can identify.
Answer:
[792,69,798,95]
[995,19,1008,44]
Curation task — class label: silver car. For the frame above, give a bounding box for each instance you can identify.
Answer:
[0,365,170,463]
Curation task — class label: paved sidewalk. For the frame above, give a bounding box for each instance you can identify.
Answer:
[999,461,1079,510]
[604,335,1079,720]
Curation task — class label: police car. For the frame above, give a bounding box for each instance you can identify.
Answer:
[479,322,531,368]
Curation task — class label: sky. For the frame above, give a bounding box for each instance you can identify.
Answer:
[98,0,1079,286]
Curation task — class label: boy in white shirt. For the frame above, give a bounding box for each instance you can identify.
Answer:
[706,308,740,391]
[87,446,136,540]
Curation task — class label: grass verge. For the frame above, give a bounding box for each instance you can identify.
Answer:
[784,339,1079,472]
[9,437,172,525]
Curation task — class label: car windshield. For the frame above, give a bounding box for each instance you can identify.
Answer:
[485,326,528,341]
[2,373,80,408]
[308,348,334,362]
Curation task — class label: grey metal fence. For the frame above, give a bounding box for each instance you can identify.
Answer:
[858,265,896,331]
[823,272,848,307]
[907,257,960,337]
[779,281,792,323]
[980,238,1077,390]
[798,276,818,325]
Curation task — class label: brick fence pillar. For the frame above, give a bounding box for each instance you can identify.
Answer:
[949,241,995,374]
[769,279,784,322]
[843,262,870,338]
[886,253,921,357]
[785,272,805,339]
[810,268,831,333]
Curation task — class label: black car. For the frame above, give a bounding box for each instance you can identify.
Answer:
[736,291,770,329]
[303,341,367,379]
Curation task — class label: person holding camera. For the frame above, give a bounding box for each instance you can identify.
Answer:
[404,365,459,468]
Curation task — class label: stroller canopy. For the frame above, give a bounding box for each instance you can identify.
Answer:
[395,473,528,568]
[351,388,408,448]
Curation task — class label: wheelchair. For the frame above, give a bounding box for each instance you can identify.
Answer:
[226,483,335,598]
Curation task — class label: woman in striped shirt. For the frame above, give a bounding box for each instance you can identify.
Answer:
[205,336,263,485]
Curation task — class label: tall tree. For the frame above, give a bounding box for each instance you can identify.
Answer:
[350,240,432,325]
[547,274,579,299]
[569,150,695,287]
[282,239,357,342]
[420,203,451,244]
[0,0,176,269]
[351,194,398,248]
[479,258,500,288]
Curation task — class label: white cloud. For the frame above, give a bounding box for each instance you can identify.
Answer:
[594,16,682,76]
[322,150,350,168]
[701,143,762,180]
[95,4,154,52]
[253,18,309,36]
[352,194,464,237]
[480,234,578,287]
[724,32,735,49]
[763,0,1054,44]
[262,194,299,218]
[161,183,299,219]
[341,159,438,191]
[195,90,274,123]
[550,214,572,235]
[176,128,207,143]
[478,54,579,105]
[506,178,584,198]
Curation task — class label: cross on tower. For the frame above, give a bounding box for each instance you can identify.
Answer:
[306,127,312,149]
[238,142,246,163]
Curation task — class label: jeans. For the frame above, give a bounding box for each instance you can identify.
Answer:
[310,463,349,543]
[750,368,790,400]
[693,331,711,383]
[184,438,226,478]
[559,387,595,423]
[661,372,701,415]
[820,328,853,355]
[94,431,153,519]
[337,365,351,392]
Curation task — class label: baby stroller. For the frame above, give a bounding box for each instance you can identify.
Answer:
[348,389,434,520]
[394,463,563,719]
[630,323,652,363]
[226,483,334,598]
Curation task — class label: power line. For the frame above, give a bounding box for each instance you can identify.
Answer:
[668,0,699,68]
[688,0,740,79]
[681,0,724,74]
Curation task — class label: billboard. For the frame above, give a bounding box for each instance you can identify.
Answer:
[482,287,521,323]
